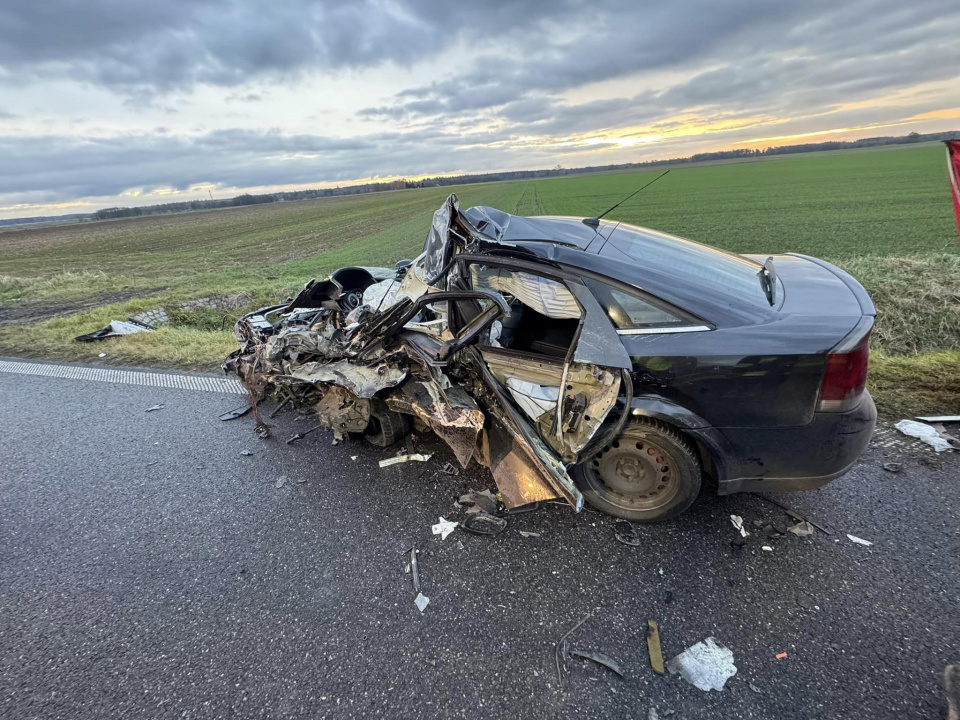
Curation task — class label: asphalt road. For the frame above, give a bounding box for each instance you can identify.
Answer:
[1,359,957,719]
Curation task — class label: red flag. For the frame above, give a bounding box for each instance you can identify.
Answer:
[947,140,960,239]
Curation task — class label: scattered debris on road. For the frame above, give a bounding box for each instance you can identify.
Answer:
[748,682,763,694]
[730,515,749,537]
[461,511,507,535]
[761,545,773,552]
[415,592,430,613]
[459,489,498,514]
[274,476,286,489]
[379,453,432,467]
[240,450,253,456]
[555,609,597,687]
[286,425,323,445]
[519,531,540,538]
[145,404,164,412]
[568,649,624,678]
[409,548,421,593]
[788,521,815,536]
[219,406,251,421]
[916,415,960,423]
[847,534,873,546]
[440,462,459,476]
[751,493,832,535]
[614,519,641,546]
[666,637,737,691]
[895,419,955,453]
[882,461,903,473]
[646,620,664,675]
[776,652,788,659]
[431,517,458,540]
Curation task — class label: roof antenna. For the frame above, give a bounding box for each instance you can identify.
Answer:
[582,170,671,228]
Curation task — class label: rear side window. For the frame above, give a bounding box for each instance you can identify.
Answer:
[599,225,768,304]
[582,278,685,329]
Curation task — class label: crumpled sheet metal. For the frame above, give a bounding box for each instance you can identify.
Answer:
[666,637,737,691]
[388,381,483,467]
[286,359,407,399]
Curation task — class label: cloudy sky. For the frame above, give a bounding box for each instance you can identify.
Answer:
[1,0,959,218]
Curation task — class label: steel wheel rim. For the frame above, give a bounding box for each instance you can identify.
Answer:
[585,437,681,511]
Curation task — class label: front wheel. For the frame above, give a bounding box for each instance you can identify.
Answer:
[572,418,701,522]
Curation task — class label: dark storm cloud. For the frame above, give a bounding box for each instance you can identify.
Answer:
[361,0,960,128]
[0,0,579,94]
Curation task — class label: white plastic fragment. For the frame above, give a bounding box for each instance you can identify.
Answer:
[847,534,873,546]
[414,593,430,613]
[761,546,773,552]
[519,531,541,538]
[432,517,459,540]
[895,419,954,453]
[730,515,749,537]
[666,637,737,691]
[788,521,815,536]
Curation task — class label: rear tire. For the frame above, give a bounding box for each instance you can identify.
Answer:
[364,407,411,448]
[572,418,700,522]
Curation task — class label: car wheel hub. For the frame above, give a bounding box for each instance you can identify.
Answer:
[588,438,680,509]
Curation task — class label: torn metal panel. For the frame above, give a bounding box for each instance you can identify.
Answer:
[286,358,407,399]
[313,386,371,433]
[387,381,484,468]
[486,414,563,509]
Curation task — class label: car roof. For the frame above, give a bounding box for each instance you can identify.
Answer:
[462,205,777,327]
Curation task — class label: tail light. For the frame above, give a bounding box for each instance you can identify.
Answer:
[818,319,872,412]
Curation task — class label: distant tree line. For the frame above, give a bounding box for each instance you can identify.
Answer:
[4,130,957,227]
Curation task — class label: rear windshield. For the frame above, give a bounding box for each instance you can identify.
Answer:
[599,226,767,303]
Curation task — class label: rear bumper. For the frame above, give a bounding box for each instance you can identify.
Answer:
[706,391,877,495]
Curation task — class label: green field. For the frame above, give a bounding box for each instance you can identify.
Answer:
[1,143,957,416]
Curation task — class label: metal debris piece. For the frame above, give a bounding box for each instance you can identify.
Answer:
[666,637,737,691]
[555,609,597,687]
[519,531,541,538]
[646,620,664,675]
[459,489,498,514]
[379,453,433,467]
[219,406,251,421]
[414,593,430,613]
[431,517,459,540]
[145,404,164,412]
[787,521,815,536]
[75,319,155,342]
[895,419,954,453]
[287,425,323,445]
[847,534,873,546]
[569,649,623,678]
[461,512,507,535]
[614,519,641,546]
[440,462,460,476]
[916,415,960,423]
[240,450,253,456]
[882,461,903,473]
[730,515,749,537]
[268,398,290,418]
[410,548,421,593]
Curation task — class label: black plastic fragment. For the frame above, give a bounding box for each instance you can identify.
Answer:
[569,649,624,678]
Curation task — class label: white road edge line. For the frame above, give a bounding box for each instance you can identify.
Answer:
[0,360,246,395]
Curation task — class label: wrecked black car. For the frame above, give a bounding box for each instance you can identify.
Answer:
[225,194,877,521]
